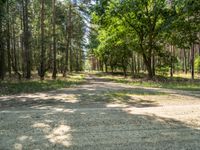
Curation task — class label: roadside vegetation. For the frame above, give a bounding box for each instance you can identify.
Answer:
[0,73,86,96]
[94,72,200,91]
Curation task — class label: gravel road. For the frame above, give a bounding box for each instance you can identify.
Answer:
[1,75,200,150]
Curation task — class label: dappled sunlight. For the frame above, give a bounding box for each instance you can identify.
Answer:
[17,136,32,142]
[19,114,31,119]
[122,106,200,130]
[32,123,50,128]
[46,125,72,147]
[1,74,200,149]
[106,103,129,108]
[14,143,23,150]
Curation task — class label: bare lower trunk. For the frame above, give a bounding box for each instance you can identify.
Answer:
[40,0,45,80]
[52,0,57,79]
[0,23,5,80]
[6,1,11,77]
[183,49,187,74]
[131,52,135,77]
[23,0,31,79]
[143,54,153,79]
[191,44,194,80]
[170,45,173,78]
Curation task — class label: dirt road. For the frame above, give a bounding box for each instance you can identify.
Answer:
[1,75,200,150]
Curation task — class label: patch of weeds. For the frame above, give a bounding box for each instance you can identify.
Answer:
[115,89,167,95]
[98,74,200,91]
[0,77,86,96]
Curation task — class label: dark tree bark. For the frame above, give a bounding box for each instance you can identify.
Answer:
[0,21,5,80]
[22,0,31,79]
[69,4,73,72]
[63,3,72,76]
[191,44,195,80]
[183,49,187,74]
[11,23,21,80]
[105,62,108,73]
[143,54,153,79]
[131,52,135,77]
[40,0,45,80]
[6,1,11,77]
[122,57,127,78]
[76,48,79,72]
[170,45,173,78]
[152,51,155,76]
[137,54,140,74]
[199,44,200,56]
[0,1,6,80]
[52,0,57,79]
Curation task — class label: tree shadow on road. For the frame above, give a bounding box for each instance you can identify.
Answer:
[1,88,200,149]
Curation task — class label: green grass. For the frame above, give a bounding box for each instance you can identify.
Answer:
[96,73,200,91]
[0,74,86,96]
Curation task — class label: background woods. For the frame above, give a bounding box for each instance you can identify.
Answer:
[0,0,200,80]
[0,0,86,80]
[87,0,200,79]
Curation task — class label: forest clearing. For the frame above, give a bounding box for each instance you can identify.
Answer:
[0,0,200,149]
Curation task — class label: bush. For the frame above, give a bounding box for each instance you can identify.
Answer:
[156,65,169,76]
[195,56,200,73]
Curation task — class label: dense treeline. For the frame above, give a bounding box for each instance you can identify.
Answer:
[0,0,200,80]
[0,0,88,80]
[87,0,200,79]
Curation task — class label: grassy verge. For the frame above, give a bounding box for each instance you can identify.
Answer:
[0,73,86,96]
[95,72,200,91]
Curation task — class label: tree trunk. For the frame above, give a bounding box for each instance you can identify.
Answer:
[105,63,108,73]
[20,9,25,78]
[63,3,72,76]
[137,54,140,74]
[122,58,127,78]
[191,44,195,80]
[152,52,155,76]
[22,0,31,79]
[76,47,79,72]
[170,45,173,78]
[69,4,73,72]
[131,52,135,77]
[143,54,153,79]
[40,0,45,80]
[199,44,200,56]
[11,23,21,80]
[0,21,5,80]
[52,0,57,79]
[6,1,11,77]
[183,49,187,74]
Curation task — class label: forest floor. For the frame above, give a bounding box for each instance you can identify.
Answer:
[0,73,200,150]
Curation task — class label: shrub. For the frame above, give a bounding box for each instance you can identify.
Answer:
[195,56,200,73]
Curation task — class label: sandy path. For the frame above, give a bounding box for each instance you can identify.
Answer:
[0,75,200,150]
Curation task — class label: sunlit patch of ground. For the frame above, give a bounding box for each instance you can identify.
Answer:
[0,74,200,149]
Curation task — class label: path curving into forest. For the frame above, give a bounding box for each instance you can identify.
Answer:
[1,74,200,150]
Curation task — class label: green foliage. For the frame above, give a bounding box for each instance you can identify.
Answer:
[0,74,86,96]
[97,73,200,91]
[195,56,200,73]
[172,0,200,48]
[156,65,170,76]
[90,0,180,77]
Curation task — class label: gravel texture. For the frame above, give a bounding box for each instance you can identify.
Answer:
[0,75,200,150]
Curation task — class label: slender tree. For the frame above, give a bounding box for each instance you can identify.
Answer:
[22,0,31,79]
[40,0,45,80]
[52,0,57,79]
